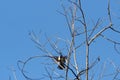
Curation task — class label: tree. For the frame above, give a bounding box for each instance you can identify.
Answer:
[18,0,120,80]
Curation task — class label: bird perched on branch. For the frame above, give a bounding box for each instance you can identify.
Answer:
[54,55,67,70]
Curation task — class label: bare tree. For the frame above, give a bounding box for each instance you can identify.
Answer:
[18,0,120,80]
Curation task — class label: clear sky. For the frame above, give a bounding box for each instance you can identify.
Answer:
[0,0,120,80]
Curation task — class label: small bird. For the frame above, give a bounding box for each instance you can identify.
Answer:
[54,55,67,70]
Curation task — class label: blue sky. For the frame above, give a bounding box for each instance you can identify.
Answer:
[0,0,120,80]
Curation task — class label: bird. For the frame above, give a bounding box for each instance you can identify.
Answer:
[53,55,67,70]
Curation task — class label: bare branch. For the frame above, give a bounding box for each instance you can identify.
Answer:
[29,31,53,56]
[76,57,100,79]
[17,56,42,80]
[66,37,74,80]
[88,0,114,46]
[100,34,120,54]
[88,24,112,45]
[100,34,120,44]
[19,0,120,80]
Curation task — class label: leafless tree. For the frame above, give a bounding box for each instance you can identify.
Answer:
[18,0,120,80]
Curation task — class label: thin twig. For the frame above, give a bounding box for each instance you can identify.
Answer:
[45,67,53,80]
[45,35,62,56]
[114,44,120,54]
[110,27,120,34]
[100,34,120,44]
[88,18,102,39]
[98,61,107,80]
[62,5,73,36]
[108,0,112,23]
[17,55,56,80]
[77,57,100,78]
[100,34,120,54]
